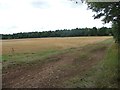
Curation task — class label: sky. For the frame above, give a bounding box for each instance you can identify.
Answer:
[0,0,111,34]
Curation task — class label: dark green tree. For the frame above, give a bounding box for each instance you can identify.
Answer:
[86,1,120,43]
[1,27,112,39]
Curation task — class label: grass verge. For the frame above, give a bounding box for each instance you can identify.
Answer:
[63,39,118,88]
[94,43,118,88]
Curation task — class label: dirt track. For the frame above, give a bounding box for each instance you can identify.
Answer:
[2,44,108,88]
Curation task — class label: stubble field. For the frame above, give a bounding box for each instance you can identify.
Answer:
[2,36,110,54]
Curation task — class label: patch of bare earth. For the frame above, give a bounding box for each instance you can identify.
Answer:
[2,45,107,88]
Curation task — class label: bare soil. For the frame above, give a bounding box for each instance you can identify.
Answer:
[2,44,108,88]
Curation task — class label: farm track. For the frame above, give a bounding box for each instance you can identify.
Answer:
[2,44,108,88]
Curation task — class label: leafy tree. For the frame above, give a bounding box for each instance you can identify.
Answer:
[86,1,120,43]
[112,21,119,42]
[93,27,97,36]
[90,27,98,36]
[72,0,120,42]
[98,27,108,36]
[1,27,112,39]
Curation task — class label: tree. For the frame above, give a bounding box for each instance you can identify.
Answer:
[72,0,120,43]
[2,27,112,39]
[90,27,97,36]
[86,2,120,43]
[112,21,119,42]
[98,27,108,36]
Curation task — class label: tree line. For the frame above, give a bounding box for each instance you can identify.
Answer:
[1,27,112,39]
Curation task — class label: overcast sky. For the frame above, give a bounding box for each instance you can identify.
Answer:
[0,0,111,34]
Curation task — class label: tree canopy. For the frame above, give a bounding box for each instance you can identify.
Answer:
[2,27,112,39]
[87,2,120,23]
[86,1,120,43]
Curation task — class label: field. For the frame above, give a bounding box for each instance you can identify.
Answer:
[2,36,118,88]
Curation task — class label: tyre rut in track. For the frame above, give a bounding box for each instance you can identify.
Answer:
[3,45,107,88]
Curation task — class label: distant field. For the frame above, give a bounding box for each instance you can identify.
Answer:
[2,36,118,88]
[2,36,112,63]
[2,36,111,55]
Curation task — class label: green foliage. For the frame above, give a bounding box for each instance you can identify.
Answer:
[2,27,112,39]
[94,43,118,88]
[87,2,120,23]
[87,2,120,43]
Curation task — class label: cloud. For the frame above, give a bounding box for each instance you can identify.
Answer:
[0,0,111,34]
[31,0,50,8]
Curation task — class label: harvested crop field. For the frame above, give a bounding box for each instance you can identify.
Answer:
[2,36,118,88]
[2,36,111,54]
